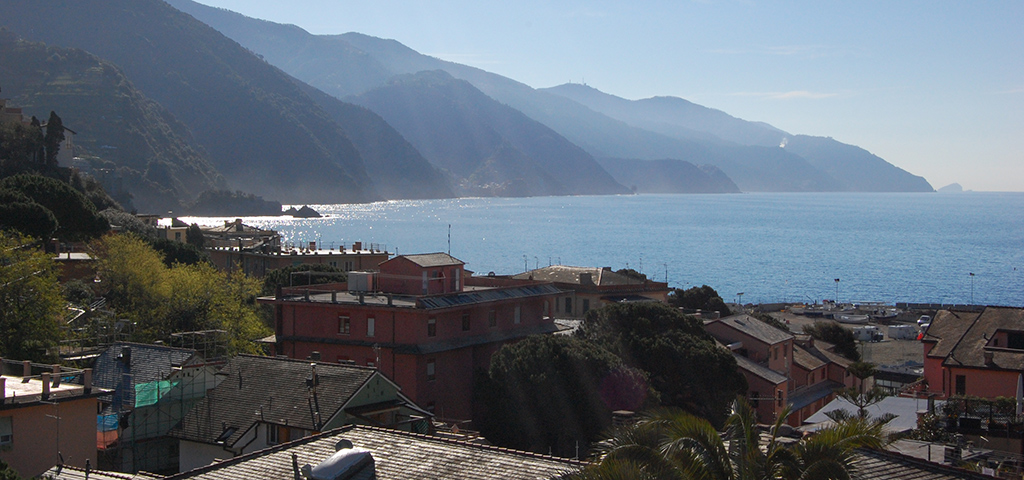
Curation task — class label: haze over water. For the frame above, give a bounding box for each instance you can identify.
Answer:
[208,192,1023,307]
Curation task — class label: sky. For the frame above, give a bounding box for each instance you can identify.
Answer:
[192,0,1023,192]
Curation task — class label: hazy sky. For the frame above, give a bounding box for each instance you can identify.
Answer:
[192,0,1023,191]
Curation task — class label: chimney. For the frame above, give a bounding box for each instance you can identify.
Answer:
[310,351,321,362]
[353,241,362,251]
[579,273,594,285]
[309,241,317,251]
[41,372,51,399]
[23,360,31,377]
[612,410,636,428]
[51,365,61,388]
[1,377,6,404]
[984,350,995,365]
[84,368,92,393]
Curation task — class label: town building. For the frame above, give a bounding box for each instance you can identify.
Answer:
[705,314,854,425]
[171,355,432,472]
[510,265,669,319]
[921,306,1024,399]
[91,343,222,473]
[1,359,107,478]
[260,253,562,424]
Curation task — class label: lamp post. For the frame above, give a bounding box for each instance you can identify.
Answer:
[969,272,975,305]
[834,278,840,305]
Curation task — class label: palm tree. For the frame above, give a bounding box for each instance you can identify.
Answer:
[568,398,887,480]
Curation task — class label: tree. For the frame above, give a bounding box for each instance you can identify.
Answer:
[0,174,108,241]
[261,263,348,296]
[43,111,65,167]
[802,321,861,361]
[477,334,652,456]
[92,233,269,354]
[0,188,59,239]
[185,222,205,248]
[578,302,747,426]
[571,398,888,480]
[669,285,732,316]
[149,237,209,267]
[0,232,64,362]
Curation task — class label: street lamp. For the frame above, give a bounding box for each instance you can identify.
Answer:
[969,272,975,305]
[834,278,840,305]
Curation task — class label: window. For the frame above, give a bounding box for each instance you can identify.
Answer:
[582,299,590,313]
[750,392,759,408]
[366,317,375,337]
[462,313,471,331]
[366,360,375,368]
[427,318,436,337]
[422,271,428,294]
[427,359,436,381]
[1009,332,1024,350]
[0,416,11,446]
[329,261,337,267]
[514,305,521,324]
[955,375,966,396]
[267,424,279,445]
[565,297,572,314]
[338,315,350,335]
[773,347,778,360]
[776,390,783,408]
[488,310,497,327]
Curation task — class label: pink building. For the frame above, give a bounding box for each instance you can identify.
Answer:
[921,307,1024,399]
[260,253,562,424]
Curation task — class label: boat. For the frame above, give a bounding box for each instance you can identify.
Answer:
[836,314,870,324]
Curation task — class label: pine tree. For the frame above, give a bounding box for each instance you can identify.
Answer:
[43,110,64,167]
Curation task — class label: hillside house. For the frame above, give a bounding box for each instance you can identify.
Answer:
[921,306,1024,399]
[705,315,854,425]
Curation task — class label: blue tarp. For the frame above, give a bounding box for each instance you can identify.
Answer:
[97,413,119,432]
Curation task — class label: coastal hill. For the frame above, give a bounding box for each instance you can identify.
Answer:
[166,0,930,193]
[597,158,740,194]
[545,83,934,193]
[0,0,450,205]
[349,70,628,197]
[0,31,225,212]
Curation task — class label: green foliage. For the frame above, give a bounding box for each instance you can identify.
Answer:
[148,237,209,267]
[0,231,64,362]
[43,110,64,167]
[802,321,861,361]
[668,285,731,316]
[186,190,282,216]
[99,208,157,238]
[0,174,108,240]
[477,335,650,456]
[615,268,647,281]
[0,187,58,239]
[752,312,790,332]
[572,398,888,480]
[577,302,746,426]
[186,223,205,248]
[0,117,45,172]
[92,234,269,355]
[847,361,877,380]
[62,278,96,307]
[0,459,22,480]
[261,263,348,296]
[906,413,952,443]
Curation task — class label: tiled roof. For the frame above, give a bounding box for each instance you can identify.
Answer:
[389,253,464,268]
[804,340,854,368]
[923,310,982,360]
[172,355,378,447]
[168,425,584,480]
[930,307,1024,370]
[852,447,994,480]
[43,465,163,480]
[417,284,562,309]
[792,344,827,371]
[733,354,787,384]
[92,342,199,408]
[714,315,794,345]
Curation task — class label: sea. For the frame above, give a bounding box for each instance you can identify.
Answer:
[181,192,1024,307]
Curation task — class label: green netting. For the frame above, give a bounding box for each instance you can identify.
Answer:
[134,380,177,407]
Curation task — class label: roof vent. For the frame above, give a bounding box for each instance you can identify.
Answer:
[301,447,373,480]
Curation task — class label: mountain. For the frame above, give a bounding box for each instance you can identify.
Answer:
[0,0,379,204]
[597,158,740,194]
[348,70,627,196]
[544,83,933,192]
[0,30,225,212]
[295,83,454,200]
